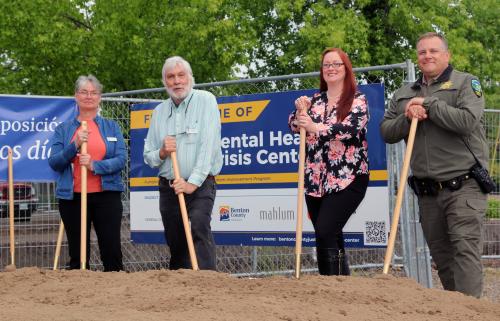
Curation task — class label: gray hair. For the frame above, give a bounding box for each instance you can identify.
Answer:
[74,75,103,93]
[416,32,449,50]
[161,56,195,87]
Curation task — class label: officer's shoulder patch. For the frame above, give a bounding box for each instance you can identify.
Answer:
[471,79,482,98]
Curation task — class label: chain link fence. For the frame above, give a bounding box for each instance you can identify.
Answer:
[1,62,498,299]
[97,62,413,277]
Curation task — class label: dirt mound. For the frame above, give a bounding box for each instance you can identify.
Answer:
[0,267,499,321]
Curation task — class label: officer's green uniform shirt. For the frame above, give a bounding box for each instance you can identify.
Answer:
[380,65,487,181]
[143,89,223,187]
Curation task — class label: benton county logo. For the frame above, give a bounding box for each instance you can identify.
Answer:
[219,206,250,221]
[219,206,230,221]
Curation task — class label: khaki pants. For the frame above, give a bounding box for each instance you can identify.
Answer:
[418,178,487,298]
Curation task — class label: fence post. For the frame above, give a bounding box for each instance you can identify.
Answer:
[252,246,258,273]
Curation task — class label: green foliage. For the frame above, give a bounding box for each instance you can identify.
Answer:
[486,198,499,219]
[0,0,256,94]
[0,0,498,99]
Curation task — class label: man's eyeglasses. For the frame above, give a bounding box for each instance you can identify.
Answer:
[77,90,100,97]
[322,62,344,69]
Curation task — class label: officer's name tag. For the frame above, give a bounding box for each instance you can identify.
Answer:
[107,137,118,142]
[186,127,198,134]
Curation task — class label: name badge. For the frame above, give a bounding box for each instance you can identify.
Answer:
[186,127,198,134]
[107,137,117,142]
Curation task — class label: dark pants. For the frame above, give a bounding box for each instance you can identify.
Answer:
[306,174,369,249]
[159,176,217,270]
[418,178,486,298]
[306,175,368,275]
[59,191,123,271]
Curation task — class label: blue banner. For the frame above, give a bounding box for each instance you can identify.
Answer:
[130,85,387,190]
[0,96,76,181]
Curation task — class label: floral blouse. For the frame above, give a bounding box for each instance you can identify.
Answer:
[288,91,369,197]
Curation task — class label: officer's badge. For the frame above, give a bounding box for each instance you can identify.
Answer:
[440,81,452,89]
[471,79,482,97]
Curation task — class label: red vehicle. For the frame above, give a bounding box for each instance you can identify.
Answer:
[0,182,38,222]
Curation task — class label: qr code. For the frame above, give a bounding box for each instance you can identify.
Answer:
[365,221,387,244]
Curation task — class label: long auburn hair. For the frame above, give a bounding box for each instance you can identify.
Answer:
[319,48,357,122]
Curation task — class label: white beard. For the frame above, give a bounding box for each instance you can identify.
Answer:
[166,84,192,103]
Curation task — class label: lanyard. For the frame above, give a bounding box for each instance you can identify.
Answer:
[168,93,195,118]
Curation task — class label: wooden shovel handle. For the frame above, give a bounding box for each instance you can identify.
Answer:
[294,127,306,279]
[53,220,65,270]
[80,121,88,270]
[8,147,15,266]
[171,151,199,271]
[383,117,418,274]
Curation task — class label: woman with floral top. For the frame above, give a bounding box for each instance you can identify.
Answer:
[289,48,369,276]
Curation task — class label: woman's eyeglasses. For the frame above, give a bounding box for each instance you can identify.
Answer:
[77,90,101,97]
[322,62,344,69]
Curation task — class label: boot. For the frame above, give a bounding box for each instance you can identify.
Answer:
[339,249,350,276]
[316,247,341,276]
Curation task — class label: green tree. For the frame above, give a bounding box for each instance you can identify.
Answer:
[0,0,86,94]
[1,0,498,102]
[239,0,372,77]
[0,0,257,95]
[365,0,499,108]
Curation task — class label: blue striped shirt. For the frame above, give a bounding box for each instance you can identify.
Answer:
[143,89,223,186]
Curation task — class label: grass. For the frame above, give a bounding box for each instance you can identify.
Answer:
[487,198,500,219]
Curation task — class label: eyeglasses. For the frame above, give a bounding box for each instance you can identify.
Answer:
[77,90,100,97]
[322,62,344,69]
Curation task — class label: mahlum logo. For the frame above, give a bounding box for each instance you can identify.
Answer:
[219,205,250,222]
[259,207,295,221]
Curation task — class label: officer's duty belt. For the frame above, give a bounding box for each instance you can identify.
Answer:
[408,173,471,197]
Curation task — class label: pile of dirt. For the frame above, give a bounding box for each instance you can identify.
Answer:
[0,267,499,321]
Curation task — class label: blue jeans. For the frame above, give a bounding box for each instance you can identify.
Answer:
[159,176,217,270]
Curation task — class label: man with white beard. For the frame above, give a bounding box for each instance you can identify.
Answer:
[144,56,223,270]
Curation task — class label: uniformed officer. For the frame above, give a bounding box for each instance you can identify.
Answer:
[380,32,488,298]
